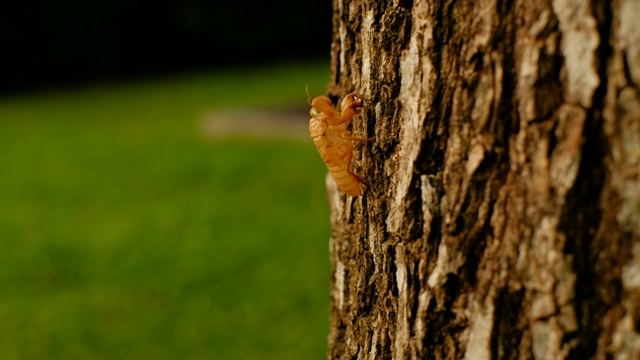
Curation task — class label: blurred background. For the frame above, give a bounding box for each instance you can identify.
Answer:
[0,1,333,359]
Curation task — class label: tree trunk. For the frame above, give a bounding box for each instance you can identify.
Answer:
[326,0,640,359]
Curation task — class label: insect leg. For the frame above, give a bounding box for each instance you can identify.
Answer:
[343,148,369,193]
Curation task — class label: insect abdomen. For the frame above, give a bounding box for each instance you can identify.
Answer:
[329,168,362,196]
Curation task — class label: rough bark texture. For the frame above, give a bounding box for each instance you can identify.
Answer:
[326,0,640,359]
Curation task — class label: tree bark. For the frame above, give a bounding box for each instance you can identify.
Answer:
[326,0,640,359]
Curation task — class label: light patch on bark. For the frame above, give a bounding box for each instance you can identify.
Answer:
[616,89,640,167]
[529,10,551,38]
[623,241,640,293]
[463,300,494,360]
[335,260,346,310]
[531,293,557,319]
[327,173,343,226]
[555,262,579,333]
[428,243,449,289]
[612,242,640,360]
[552,0,600,107]
[549,104,586,198]
[466,141,486,179]
[368,313,382,360]
[530,216,560,292]
[360,10,375,94]
[395,251,409,359]
[532,319,566,359]
[619,0,640,85]
[471,54,498,131]
[471,0,496,49]
[614,88,640,236]
[421,175,438,239]
[386,1,433,235]
[611,313,640,360]
[337,0,347,78]
[413,283,431,355]
[517,33,542,122]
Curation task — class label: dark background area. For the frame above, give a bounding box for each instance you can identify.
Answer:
[0,0,332,94]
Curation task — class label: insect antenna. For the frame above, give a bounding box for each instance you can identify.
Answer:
[305,85,313,105]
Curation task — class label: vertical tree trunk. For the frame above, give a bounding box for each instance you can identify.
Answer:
[326,0,640,358]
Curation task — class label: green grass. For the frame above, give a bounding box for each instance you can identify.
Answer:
[0,61,332,359]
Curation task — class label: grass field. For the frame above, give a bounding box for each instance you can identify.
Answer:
[0,62,332,359]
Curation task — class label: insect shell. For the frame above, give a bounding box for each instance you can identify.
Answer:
[308,91,371,196]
